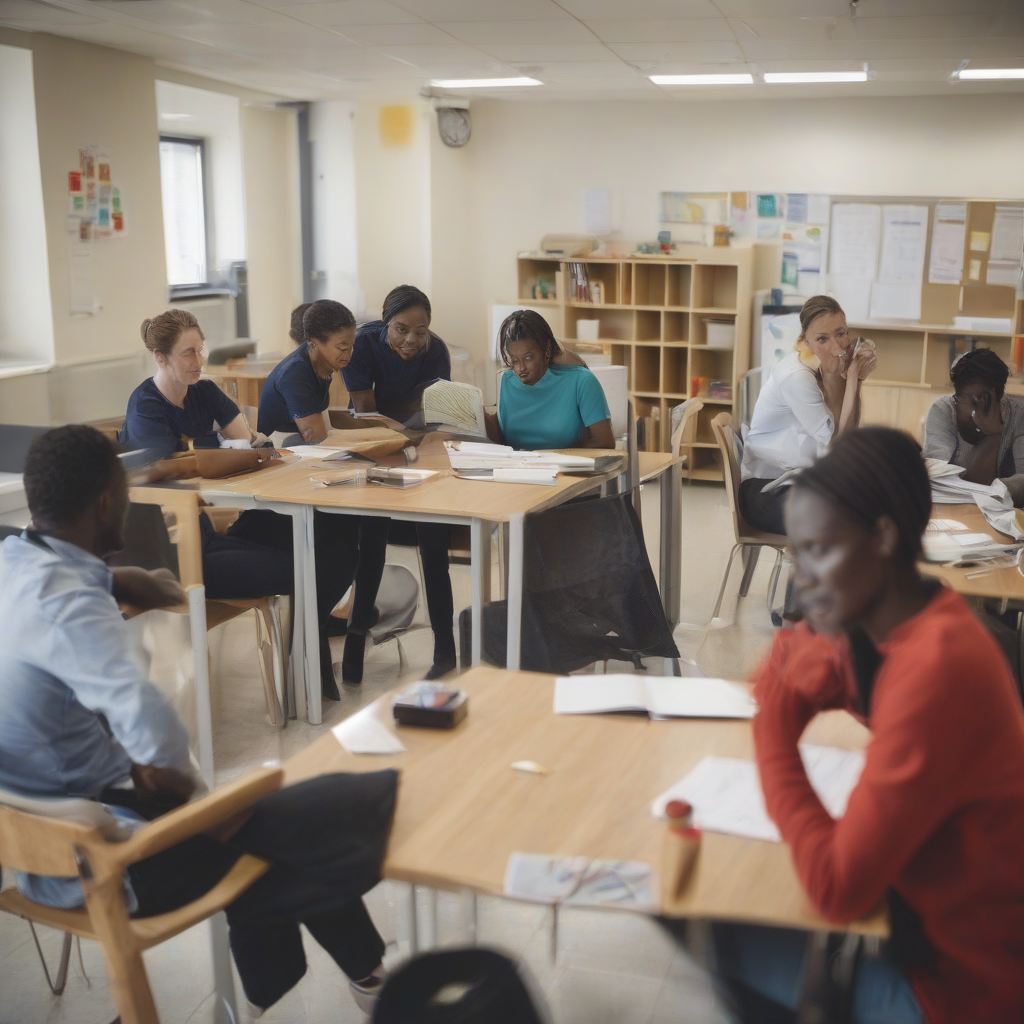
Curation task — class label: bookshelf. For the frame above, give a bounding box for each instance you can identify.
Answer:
[516,245,778,481]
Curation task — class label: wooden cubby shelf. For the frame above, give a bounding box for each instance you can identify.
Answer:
[515,245,779,481]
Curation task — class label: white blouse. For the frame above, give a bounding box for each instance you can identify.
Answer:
[741,351,834,481]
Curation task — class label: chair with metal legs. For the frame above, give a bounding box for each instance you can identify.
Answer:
[708,413,788,626]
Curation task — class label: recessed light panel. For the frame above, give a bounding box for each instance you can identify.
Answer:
[649,74,753,85]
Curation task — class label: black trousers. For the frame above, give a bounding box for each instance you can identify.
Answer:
[113,772,398,1010]
[218,509,361,630]
[738,478,788,537]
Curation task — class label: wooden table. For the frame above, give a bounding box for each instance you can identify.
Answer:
[157,438,684,723]
[284,665,885,937]
[921,502,1024,601]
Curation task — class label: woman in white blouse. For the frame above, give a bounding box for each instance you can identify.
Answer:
[740,295,876,534]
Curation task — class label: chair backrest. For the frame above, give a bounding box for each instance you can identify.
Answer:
[0,796,104,877]
[669,398,704,458]
[0,424,50,474]
[710,412,744,542]
[495,364,629,441]
[128,487,203,587]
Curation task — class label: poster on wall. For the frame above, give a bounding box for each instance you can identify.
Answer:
[66,144,127,244]
[927,203,967,285]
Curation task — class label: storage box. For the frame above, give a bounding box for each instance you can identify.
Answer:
[703,319,736,349]
[576,319,600,341]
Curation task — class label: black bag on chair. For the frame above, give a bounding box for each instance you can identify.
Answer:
[374,948,548,1024]
[459,492,679,674]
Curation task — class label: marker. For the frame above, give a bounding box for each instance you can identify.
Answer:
[661,800,702,907]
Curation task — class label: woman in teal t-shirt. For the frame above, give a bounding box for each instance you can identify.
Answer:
[487,310,614,450]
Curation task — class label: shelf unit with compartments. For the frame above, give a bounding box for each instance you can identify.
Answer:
[516,245,779,481]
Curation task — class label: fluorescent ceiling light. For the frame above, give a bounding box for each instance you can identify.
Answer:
[429,77,541,88]
[957,68,1024,80]
[764,71,867,83]
[649,73,753,85]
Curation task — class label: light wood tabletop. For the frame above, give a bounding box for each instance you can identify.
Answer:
[283,665,885,936]
[921,503,1024,601]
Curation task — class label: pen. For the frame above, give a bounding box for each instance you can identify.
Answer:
[661,800,701,907]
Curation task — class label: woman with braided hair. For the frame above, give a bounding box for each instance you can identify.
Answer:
[923,346,1024,505]
[697,427,1024,1022]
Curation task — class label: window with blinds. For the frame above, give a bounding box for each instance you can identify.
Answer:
[159,136,207,287]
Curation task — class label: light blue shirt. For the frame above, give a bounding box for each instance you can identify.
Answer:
[498,364,611,450]
[0,532,192,906]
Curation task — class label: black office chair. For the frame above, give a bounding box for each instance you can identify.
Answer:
[460,492,679,674]
[374,948,548,1024]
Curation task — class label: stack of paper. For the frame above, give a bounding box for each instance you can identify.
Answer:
[651,745,865,842]
[922,531,1014,562]
[554,675,756,720]
[332,707,407,754]
[926,459,1006,505]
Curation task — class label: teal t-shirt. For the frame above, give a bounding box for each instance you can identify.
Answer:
[498,364,611,450]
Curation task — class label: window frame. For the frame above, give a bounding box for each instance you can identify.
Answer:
[159,134,211,294]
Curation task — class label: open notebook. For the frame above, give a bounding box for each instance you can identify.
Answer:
[553,675,756,720]
[422,380,487,437]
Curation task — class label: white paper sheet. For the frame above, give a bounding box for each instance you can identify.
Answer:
[504,853,653,907]
[69,250,95,314]
[990,204,1024,261]
[553,675,755,720]
[332,707,407,755]
[926,518,969,532]
[869,281,921,320]
[829,204,880,279]
[651,745,866,843]
[878,205,928,284]
[927,203,967,285]
[584,188,611,235]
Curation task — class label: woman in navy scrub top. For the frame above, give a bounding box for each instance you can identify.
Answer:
[341,287,457,678]
[121,306,359,701]
[258,300,392,690]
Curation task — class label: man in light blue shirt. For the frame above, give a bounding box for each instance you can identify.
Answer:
[0,426,397,1018]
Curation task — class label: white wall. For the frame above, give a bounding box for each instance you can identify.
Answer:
[353,98,432,322]
[310,100,359,315]
[156,80,246,283]
[432,93,1024,370]
[0,44,53,367]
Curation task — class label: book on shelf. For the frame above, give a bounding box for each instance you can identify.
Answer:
[422,380,487,437]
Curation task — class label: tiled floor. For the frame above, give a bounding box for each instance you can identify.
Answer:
[0,479,780,1024]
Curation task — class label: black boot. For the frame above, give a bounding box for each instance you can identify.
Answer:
[320,631,340,701]
[341,607,379,686]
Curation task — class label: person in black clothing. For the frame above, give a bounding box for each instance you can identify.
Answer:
[341,286,457,680]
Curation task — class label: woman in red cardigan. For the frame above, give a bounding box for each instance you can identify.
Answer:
[711,426,1024,1023]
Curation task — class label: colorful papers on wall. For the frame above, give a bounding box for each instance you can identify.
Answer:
[927,203,967,285]
[67,145,127,243]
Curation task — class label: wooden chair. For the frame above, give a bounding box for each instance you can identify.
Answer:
[708,413,788,625]
[669,397,704,467]
[0,768,281,1024]
[128,487,292,757]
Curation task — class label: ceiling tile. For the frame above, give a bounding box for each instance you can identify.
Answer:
[831,15,1012,39]
[584,19,737,43]
[387,0,572,22]
[90,0,295,25]
[0,0,100,25]
[471,41,614,62]
[251,44,374,67]
[855,0,1007,14]
[277,0,424,24]
[556,0,720,17]
[606,41,746,62]
[370,42,494,64]
[514,60,639,79]
[714,0,849,15]
[334,22,454,44]
[181,20,348,46]
[736,38,968,59]
[436,19,596,45]
[726,18,844,41]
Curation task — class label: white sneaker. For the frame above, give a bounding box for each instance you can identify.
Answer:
[349,965,387,1016]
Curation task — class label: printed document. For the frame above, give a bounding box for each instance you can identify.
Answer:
[554,675,755,720]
